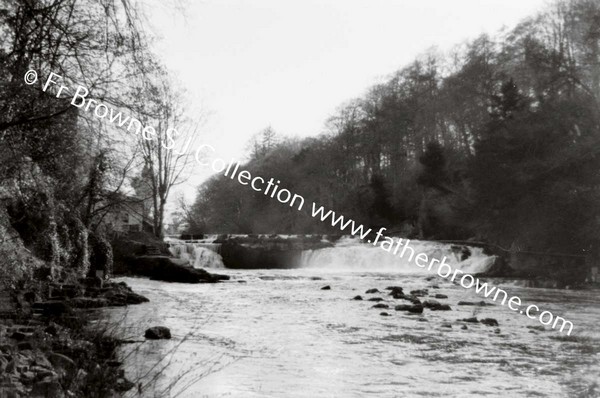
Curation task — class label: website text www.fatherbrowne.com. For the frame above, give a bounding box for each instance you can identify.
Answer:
[24,69,575,336]
[197,151,575,336]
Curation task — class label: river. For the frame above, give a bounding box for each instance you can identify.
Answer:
[104,237,600,397]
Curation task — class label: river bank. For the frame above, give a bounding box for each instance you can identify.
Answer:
[0,278,149,397]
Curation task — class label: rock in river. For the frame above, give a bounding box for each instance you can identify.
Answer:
[422,300,452,311]
[457,300,493,306]
[394,304,424,314]
[371,303,389,309]
[385,286,404,295]
[129,256,229,283]
[480,318,499,327]
[144,326,171,340]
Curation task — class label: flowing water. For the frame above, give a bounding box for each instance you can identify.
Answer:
[106,237,600,398]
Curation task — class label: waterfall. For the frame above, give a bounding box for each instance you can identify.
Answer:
[192,246,225,269]
[167,238,225,269]
[299,237,496,274]
[167,235,496,273]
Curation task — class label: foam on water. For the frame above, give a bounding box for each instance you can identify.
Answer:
[299,237,496,274]
[168,235,495,274]
[169,238,225,269]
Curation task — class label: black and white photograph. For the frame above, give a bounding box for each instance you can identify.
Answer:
[1,0,600,397]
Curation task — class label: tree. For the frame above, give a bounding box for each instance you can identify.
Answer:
[0,0,161,278]
[247,126,278,158]
[136,67,202,238]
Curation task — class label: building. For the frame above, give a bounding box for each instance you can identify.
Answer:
[100,195,152,234]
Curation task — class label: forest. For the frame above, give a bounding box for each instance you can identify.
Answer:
[186,0,600,258]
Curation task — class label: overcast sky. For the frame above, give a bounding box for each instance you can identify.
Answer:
[146,0,548,203]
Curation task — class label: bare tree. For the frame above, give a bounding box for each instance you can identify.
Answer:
[135,67,202,238]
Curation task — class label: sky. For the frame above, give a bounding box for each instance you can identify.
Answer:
[145,0,548,204]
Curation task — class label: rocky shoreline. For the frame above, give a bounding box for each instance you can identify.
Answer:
[0,278,149,397]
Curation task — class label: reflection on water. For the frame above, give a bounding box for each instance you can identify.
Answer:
[106,271,600,398]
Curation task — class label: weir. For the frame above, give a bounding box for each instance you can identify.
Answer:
[166,235,496,273]
[299,237,495,274]
[168,238,225,269]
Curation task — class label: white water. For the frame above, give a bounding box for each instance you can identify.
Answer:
[168,235,496,275]
[168,239,225,269]
[300,237,495,274]
[108,236,600,397]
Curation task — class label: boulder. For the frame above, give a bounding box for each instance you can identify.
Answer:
[371,303,389,309]
[380,312,391,316]
[365,288,379,294]
[129,256,229,283]
[527,325,546,332]
[457,301,492,306]
[352,295,363,301]
[480,318,499,327]
[422,300,451,311]
[125,291,149,304]
[367,297,383,302]
[385,286,404,295]
[144,326,171,340]
[394,304,424,314]
[100,283,149,305]
[434,294,448,299]
[409,289,428,297]
[392,293,421,304]
[320,285,331,290]
[459,317,479,323]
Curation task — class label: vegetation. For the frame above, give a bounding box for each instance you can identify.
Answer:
[0,0,197,291]
[0,2,204,395]
[187,0,600,257]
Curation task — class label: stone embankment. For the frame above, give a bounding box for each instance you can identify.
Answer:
[0,278,149,397]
